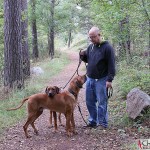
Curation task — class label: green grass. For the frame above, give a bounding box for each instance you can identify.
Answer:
[0,52,70,135]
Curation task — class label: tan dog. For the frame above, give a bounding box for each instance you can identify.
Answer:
[45,86,63,130]
[7,75,86,138]
[45,86,61,131]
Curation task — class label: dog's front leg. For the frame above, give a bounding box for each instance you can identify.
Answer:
[65,113,72,137]
[49,110,53,128]
[53,111,58,131]
[71,113,77,135]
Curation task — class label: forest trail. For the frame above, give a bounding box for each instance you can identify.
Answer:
[0,51,139,150]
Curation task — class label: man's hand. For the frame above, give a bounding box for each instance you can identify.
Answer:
[106,81,112,88]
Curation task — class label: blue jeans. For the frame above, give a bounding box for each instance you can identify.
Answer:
[86,76,108,127]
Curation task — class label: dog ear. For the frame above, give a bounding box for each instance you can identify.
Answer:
[45,86,48,94]
[54,86,60,94]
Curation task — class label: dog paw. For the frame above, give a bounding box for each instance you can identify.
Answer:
[59,124,65,127]
[67,131,73,137]
[26,135,32,138]
[73,131,78,135]
[52,130,58,133]
[48,125,53,129]
[34,130,39,135]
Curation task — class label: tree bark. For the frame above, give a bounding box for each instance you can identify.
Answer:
[4,0,24,89]
[31,0,39,59]
[119,16,131,63]
[141,0,150,49]
[48,0,55,59]
[21,0,30,78]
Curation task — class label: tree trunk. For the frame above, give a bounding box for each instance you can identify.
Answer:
[48,28,54,59]
[4,0,24,89]
[21,0,30,78]
[119,16,131,63]
[68,29,72,48]
[149,20,150,49]
[125,16,131,64]
[48,0,55,59]
[141,0,150,49]
[31,0,38,59]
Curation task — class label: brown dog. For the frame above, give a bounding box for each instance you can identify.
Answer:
[7,75,86,138]
[45,86,63,130]
[45,86,61,131]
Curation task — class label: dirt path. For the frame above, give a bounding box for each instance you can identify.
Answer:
[0,51,141,150]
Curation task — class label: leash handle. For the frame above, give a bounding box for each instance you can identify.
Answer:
[107,87,113,99]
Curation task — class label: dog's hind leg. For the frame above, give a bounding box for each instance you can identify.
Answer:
[30,109,43,135]
[23,113,36,138]
[58,113,63,126]
[23,109,43,138]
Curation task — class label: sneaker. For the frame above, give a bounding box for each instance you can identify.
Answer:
[83,123,97,129]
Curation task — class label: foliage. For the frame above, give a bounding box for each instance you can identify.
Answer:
[69,33,88,51]
[116,59,150,97]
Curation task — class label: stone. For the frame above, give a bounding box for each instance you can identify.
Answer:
[30,67,44,75]
[126,88,150,119]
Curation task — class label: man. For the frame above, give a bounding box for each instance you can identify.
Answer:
[80,26,115,128]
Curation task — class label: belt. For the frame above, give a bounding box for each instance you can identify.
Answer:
[87,76,99,81]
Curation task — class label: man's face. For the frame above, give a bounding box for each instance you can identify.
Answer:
[88,32,100,44]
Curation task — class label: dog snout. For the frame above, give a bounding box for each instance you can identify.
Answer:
[48,92,54,97]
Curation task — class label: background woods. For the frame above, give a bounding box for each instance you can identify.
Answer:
[0,0,149,92]
[0,1,149,149]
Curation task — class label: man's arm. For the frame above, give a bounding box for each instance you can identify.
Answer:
[106,45,116,83]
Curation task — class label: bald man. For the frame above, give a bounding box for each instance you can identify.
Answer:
[80,26,116,129]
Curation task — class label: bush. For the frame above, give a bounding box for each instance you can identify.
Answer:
[116,60,150,98]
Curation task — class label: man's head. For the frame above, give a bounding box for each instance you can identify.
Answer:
[88,26,102,45]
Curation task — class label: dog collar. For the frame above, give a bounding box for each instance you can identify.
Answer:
[75,81,82,88]
[68,88,77,98]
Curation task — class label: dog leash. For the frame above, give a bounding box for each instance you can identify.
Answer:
[78,87,113,126]
[77,103,88,126]
[62,50,83,89]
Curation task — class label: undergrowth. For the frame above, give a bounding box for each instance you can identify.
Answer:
[109,58,150,129]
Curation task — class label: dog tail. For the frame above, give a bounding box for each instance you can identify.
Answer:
[7,97,29,111]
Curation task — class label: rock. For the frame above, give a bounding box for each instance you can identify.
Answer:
[30,67,44,75]
[126,88,150,119]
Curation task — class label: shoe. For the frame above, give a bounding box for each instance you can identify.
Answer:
[83,123,97,129]
[96,125,107,130]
